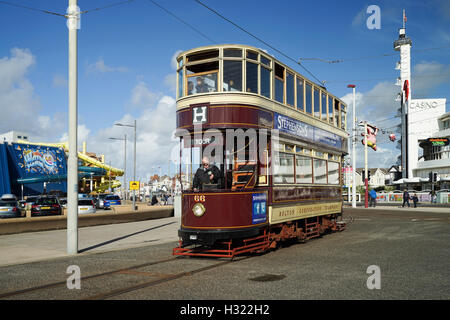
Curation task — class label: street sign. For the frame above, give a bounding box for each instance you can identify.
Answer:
[129,181,140,190]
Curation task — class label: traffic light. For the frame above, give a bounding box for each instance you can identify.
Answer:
[429,172,438,183]
[362,171,371,181]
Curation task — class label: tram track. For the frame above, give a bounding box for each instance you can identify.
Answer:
[0,255,250,300]
[0,256,177,299]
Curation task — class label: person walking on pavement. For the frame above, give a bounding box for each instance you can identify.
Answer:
[412,193,419,208]
[369,189,377,207]
[402,189,410,208]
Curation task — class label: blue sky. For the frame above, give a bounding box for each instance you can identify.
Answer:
[1,0,449,180]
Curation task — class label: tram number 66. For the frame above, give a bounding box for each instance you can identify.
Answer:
[194,195,206,202]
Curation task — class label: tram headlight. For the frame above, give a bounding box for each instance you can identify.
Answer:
[192,203,206,217]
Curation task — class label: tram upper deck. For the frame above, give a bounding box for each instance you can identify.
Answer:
[175,44,348,140]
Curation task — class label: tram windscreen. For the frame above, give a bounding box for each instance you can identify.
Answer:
[179,131,262,191]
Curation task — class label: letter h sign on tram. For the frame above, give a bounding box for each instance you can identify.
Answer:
[192,106,208,125]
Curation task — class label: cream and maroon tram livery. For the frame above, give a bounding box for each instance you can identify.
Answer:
[173,44,348,258]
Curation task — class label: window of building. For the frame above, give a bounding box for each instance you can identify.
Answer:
[314,88,320,118]
[246,61,258,93]
[261,66,271,98]
[275,63,284,103]
[297,78,304,112]
[296,155,312,183]
[313,159,327,184]
[223,60,242,92]
[286,72,295,107]
[305,83,312,115]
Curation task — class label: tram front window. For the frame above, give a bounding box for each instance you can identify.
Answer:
[180,132,260,192]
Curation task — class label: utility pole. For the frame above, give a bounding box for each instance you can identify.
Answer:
[364,121,369,208]
[67,0,79,255]
[347,84,357,208]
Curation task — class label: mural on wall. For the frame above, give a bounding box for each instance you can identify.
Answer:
[13,144,65,176]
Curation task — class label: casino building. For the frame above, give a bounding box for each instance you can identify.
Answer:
[413,110,450,189]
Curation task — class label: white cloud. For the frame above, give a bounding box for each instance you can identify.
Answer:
[86,57,129,75]
[129,80,161,108]
[0,48,65,142]
[52,73,67,87]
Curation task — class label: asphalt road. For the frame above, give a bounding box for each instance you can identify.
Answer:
[0,207,449,303]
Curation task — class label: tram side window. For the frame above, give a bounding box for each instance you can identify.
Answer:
[313,88,320,118]
[328,97,333,124]
[286,72,295,107]
[334,100,340,127]
[321,92,327,120]
[186,61,219,95]
[178,68,183,98]
[275,63,284,104]
[223,60,242,92]
[340,104,346,130]
[246,61,258,93]
[305,83,312,115]
[295,155,312,183]
[274,152,294,183]
[261,65,271,98]
[297,78,304,112]
[328,161,340,184]
[313,158,327,184]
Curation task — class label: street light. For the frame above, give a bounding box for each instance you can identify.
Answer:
[109,134,127,202]
[114,120,137,210]
[347,84,357,208]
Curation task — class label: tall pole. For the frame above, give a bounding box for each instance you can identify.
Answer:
[124,134,127,202]
[67,0,79,255]
[133,119,137,210]
[348,84,357,208]
[364,121,369,208]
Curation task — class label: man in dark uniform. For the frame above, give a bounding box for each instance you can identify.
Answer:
[193,157,221,191]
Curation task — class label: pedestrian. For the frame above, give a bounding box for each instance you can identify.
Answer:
[369,189,377,207]
[412,193,418,208]
[402,189,410,208]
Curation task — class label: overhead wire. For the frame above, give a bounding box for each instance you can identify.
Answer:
[147,0,217,44]
[193,0,325,87]
[0,0,66,17]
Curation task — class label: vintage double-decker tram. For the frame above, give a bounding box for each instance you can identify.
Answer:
[173,45,348,258]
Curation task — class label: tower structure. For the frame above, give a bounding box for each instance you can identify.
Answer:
[394,10,412,178]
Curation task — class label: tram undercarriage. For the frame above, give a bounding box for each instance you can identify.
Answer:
[173,214,346,258]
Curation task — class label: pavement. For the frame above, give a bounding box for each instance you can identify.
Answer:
[0,205,447,268]
[0,216,181,267]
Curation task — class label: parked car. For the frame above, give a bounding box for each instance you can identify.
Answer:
[59,197,67,209]
[78,198,96,214]
[103,195,121,210]
[0,199,22,219]
[24,196,39,209]
[31,196,62,217]
[96,194,108,209]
